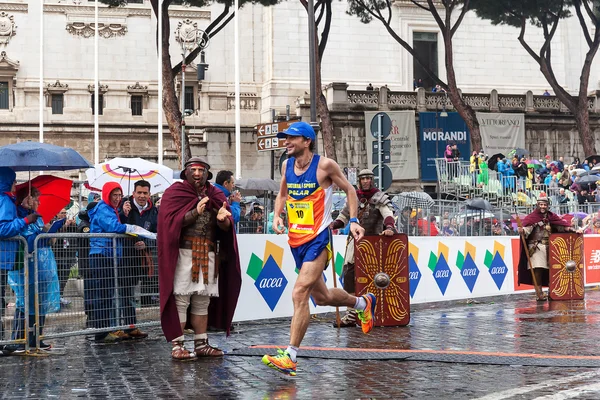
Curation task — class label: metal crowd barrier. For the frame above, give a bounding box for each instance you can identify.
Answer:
[1,233,159,352]
[0,236,30,351]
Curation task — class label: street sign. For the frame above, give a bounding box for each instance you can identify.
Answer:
[372,151,391,165]
[257,136,285,152]
[256,121,297,137]
[370,112,392,139]
[372,165,393,191]
[372,140,391,153]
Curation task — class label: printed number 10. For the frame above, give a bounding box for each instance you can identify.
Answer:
[296,210,304,219]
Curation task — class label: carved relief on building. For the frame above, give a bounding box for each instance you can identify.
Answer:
[0,50,19,73]
[66,20,127,39]
[0,12,16,46]
[46,80,69,94]
[88,84,108,93]
[175,19,208,51]
[127,82,149,95]
[227,93,258,111]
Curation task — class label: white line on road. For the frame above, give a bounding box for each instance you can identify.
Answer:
[472,370,600,400]
[532,382,600,400]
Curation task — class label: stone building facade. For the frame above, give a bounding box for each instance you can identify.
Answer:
[0,0,597,182]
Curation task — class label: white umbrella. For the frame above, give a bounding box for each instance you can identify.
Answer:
[85,157,173,196]
[453,209,496,220]
[573,168,587,176]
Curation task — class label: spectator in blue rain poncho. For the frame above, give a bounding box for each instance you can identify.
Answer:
[0,167,40,353]
[8,186,60,352]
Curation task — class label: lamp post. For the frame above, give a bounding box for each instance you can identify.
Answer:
[176,24,209,169]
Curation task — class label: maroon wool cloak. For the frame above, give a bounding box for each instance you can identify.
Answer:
[517,209,570,287]
[158,180,241,342]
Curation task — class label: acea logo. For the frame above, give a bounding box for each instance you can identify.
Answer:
[408,242,422,298]
[484,241,508,290]
[246,241,288,311]
[456,241,479,293]
[427,242,452,295]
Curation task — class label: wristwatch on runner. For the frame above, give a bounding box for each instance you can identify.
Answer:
[349,217,360,224]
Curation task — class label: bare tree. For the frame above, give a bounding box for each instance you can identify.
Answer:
[470,0,600,156]
[347,0,483,150]
[102,0,280,163]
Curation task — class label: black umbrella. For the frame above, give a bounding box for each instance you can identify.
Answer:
[577,174,600,186]
[514,148,529,159]
[465,197,493,211]
[488,153,505,171]
[584,155,600,165]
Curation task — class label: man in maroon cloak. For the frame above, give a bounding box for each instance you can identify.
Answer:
[158,157,241,360]
[517,192,576,300]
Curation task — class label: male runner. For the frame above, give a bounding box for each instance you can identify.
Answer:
[262,121,375,376]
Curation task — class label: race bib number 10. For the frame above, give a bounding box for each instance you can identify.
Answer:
[286,200,315,234]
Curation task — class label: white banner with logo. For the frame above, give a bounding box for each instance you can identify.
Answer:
[232,234,531,322]
[477,112,525,155]
[365,111,419,180]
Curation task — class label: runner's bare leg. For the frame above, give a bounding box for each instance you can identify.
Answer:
[289,248,357,347]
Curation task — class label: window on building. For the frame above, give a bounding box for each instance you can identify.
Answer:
[51,94,64,115]
[0,81,8,110]
[131,95,143,116]
[184,86,194,113]
[91,93,103,115]
[413,32,438,91]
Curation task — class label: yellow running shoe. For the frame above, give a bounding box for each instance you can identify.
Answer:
[356,293,376,334]
[262,349,297,376]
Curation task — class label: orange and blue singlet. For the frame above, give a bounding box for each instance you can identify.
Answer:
[285,155,333,269]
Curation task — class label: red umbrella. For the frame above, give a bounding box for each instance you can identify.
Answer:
[16,175,73,223]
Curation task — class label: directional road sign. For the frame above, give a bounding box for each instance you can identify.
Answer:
[256,121,297,137]
[256,120,301,152]
[257,136,285,152]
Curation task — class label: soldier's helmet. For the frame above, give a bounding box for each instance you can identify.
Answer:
[357,169,374,179]
[537,192,549,204]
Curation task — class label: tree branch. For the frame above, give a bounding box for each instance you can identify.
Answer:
[581,0,599,25]
[451,0,469,38]
[385,0,392,25]
[426,0,448,34]
[172,4,232,75]
[316,0,326,26]
[573,0,593,47]
[318,0,332,59]
[517,17,541,64]
[410,0,431,12]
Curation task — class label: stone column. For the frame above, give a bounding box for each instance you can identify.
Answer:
[416,87,426,112]
[325,82,349,110]
[379,85,389,111]
[490,89,499,112]
[525,91,534,113]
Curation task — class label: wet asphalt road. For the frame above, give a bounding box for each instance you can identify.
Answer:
[3,290,600,399]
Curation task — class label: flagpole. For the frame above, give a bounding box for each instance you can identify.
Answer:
[157,0,163,165]
[39,0,43,144]
[94,0,99,165]
[234,0,241,180]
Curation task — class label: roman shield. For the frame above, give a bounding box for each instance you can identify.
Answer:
[549,233,584,301]
[354,234,410,326]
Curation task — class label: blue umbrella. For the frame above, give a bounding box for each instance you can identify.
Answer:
[0,141,92,171]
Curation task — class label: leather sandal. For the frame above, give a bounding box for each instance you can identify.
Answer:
[171,342,196,361]
[194,339,224,357]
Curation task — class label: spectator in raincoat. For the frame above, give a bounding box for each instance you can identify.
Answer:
[9,186,60,351]
[477,154,489,186]
[0,167,40,352]
[87,182,133,343]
